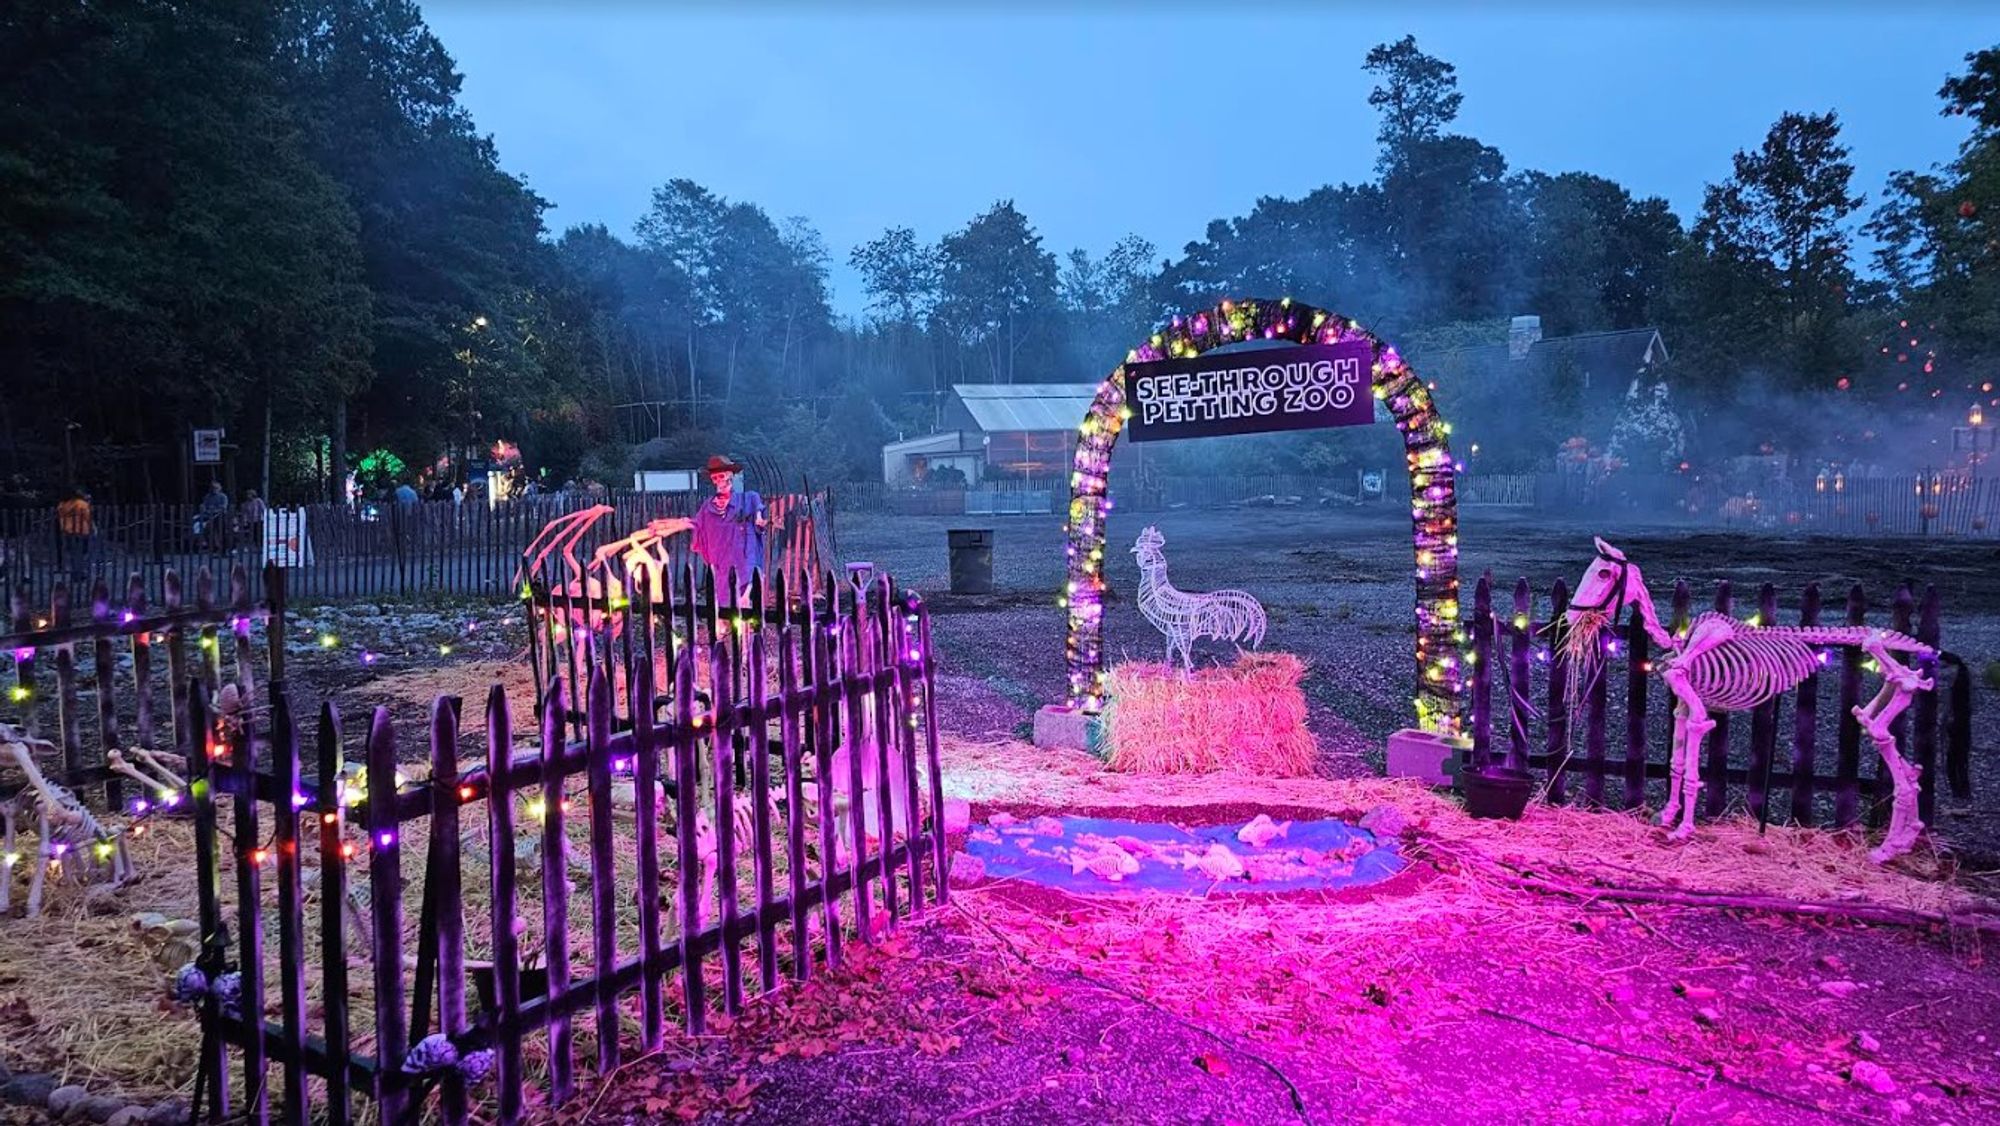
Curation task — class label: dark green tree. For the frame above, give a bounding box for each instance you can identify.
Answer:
[1515,171,1683,334]
[1673,111,1865,393]
[1364,35,1464,168]
[934,201,1062,384]
[276,0,554,488]
[0,0,372,498]
[1868,46,2000,374]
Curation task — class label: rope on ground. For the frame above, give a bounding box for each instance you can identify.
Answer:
[949,897,1314,1123]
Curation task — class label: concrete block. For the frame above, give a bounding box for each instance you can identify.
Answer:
[1033,704,1107,755]
[1385,728,1464,787]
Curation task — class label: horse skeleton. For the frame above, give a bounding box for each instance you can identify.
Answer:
[1563,539,1932,862]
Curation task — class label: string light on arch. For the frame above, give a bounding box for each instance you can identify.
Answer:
[1058,297,1465,735]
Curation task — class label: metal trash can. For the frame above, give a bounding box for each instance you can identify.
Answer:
[947,529,993,594]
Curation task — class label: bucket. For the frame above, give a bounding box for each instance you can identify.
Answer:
[1463,767,1534,820]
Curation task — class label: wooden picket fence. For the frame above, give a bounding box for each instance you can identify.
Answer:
[0,489,834,608]
[1461,574,1973,827]
[184,572,947,1125]
[0,565,278,916]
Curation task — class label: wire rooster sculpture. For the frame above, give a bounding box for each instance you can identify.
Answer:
[1560,538,1938,862]
[1132,526,1266,672]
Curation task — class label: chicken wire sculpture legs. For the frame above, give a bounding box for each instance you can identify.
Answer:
[1132,526,1266,672]
[1564,539,1932,862]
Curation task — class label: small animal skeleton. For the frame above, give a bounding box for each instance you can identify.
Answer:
[1132,526,1266,671]
[106,746,187,805]
[2,723,130,916]
[1561,538,1934,862]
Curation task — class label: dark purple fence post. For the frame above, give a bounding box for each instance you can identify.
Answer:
[671,653,707,1034]
[271,689,308,1124]
[364,708,408,1123]
[1834,585,1867,828]
[748,621,780,994]
[915,598,949,905]
[709,640,746,1015]
[228,691,268,1126]
[584,669,621,1075]
[430,698,471,1126]
[629,617,666,1049]
[316,704,351,1126]
[1746,583,1780,824]
[1470,574,1493,771]
[1789,584,1823,827]
[1623,608,1649,810]
[1506,579,1531,772]
[483,686,524,1126]
[1543,579,1571,803]
[778,589,812,981]
[867,581,901,928]
[188,683,229,1122]
[538,678,575,1100]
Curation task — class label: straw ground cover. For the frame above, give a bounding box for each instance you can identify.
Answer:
[0,716,935,1121]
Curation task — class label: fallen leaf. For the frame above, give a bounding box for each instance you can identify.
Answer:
[1196,1052,1231,1077]
[723,1075,761,1111]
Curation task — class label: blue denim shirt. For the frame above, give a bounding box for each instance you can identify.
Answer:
[690,488,765,589]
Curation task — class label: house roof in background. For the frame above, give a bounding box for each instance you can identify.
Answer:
[1404,327,1668,383]
[950,383,1099,432]
[1532,328,1669,375]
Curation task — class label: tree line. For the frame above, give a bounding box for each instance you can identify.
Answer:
[2,3,1994,500]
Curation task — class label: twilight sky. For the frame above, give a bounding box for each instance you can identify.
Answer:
[424,3,2000,318]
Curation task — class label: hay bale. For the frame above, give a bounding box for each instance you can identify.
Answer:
[1102,652,1315,776]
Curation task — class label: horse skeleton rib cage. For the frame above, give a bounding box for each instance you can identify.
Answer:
[519,505,693,621]
[519,495,827,629]
[1133,526,1266,671]
[1563,539,1933,862]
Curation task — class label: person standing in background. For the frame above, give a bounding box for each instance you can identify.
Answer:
[56,489,93,581]
[689,454,767,595]
[238,489,267,548]
[198,481,230,552]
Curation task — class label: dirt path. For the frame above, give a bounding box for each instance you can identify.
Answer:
[572,892,1997,1125]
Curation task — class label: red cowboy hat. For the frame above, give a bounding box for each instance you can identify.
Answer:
[704,454,744,475]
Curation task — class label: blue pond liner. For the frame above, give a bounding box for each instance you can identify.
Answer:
[965,815,1406,897]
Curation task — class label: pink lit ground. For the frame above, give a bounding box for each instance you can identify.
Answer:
[561,744,2000,1126]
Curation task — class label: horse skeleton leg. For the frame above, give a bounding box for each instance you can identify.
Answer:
[1857,640,1929,862]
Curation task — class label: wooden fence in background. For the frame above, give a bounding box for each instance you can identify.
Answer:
[0,491,830,607]
[184,572,947,1125]
[1461,574,1972,827]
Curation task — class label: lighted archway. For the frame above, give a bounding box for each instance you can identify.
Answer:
[1061,297,1465,735]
